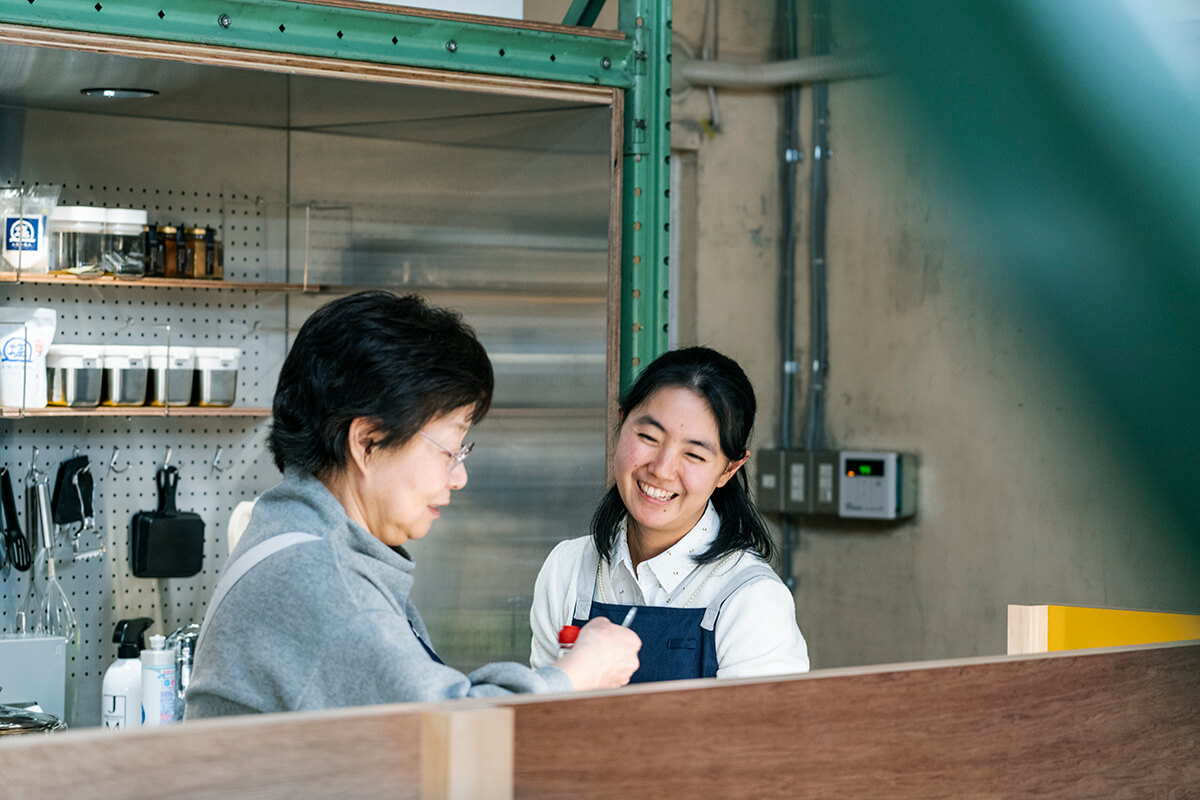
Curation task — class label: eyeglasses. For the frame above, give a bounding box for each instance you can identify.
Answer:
[418,430,475,473]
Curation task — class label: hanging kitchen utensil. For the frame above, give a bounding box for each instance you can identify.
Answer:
[0,519,8,578]
[51,454,89,526]
[51,454,94,559]
[71,466,104,561]
[26,459,79,647]
[1,467,31,572]
[25,457,52,558]
[130,465,204,578]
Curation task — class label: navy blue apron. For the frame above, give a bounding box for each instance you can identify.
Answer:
[409,618,445,665]
[570,544,775,683]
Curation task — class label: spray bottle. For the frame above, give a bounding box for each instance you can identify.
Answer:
[101,617,152,731]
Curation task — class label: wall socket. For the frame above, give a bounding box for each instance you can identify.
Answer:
[756,449,917,520]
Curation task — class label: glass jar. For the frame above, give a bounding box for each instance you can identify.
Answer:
[160,225,180,278]
[143,224,165,277]
[103,208,147,279]
[48,206,106,275]
[184,227,206,279]
[202,226,223,280]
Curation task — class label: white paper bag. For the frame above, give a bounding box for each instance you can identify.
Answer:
[0,306,57,408]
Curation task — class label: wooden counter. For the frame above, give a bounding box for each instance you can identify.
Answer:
[1,641,1196,799]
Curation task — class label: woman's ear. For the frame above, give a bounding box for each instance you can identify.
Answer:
[715,450,750,489]
[346,417,381,473]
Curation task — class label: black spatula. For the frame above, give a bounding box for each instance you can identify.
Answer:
[1,466,32,572]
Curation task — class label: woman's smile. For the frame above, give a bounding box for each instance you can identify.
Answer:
[636,480,678,503]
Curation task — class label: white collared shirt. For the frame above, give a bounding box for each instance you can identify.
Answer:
[530,502,810,679]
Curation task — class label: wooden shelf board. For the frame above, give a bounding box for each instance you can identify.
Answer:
[0,273,324,293]
[1,406,271,419]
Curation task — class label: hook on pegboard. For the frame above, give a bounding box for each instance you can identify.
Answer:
[210,446,230,474]
[107,447,130,475]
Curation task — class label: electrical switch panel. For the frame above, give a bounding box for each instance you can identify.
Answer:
[755,448,917,521]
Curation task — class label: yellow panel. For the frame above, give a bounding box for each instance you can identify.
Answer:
[1046,605,1200,651]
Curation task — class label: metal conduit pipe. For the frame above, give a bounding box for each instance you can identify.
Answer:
[677,51,880,89]
[776,0,802,590]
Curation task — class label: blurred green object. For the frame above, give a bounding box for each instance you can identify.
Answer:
[846,0,1200,536]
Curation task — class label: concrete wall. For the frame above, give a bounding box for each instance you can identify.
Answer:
[532,1,1200,668]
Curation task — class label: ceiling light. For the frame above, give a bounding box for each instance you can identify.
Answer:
[80,88,159,99]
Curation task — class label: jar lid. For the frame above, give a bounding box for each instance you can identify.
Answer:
[49,205,107,224]
[185,227,207,235]
[146,345,195,358]
[106,208,148,226]
[158,225,178,234]
[102,343,149,357]
[0,704,66,735]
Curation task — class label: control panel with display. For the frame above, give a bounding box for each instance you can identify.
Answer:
[838,450,917,519]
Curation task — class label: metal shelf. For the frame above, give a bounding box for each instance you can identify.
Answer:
[0,406,271,418]
[0,273,324,293]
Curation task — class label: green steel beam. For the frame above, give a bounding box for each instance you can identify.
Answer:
[563,0,608,28]
[617,0,671,395]
[0,0,633,88]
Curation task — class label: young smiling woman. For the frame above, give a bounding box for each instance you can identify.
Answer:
[530,347,810,682]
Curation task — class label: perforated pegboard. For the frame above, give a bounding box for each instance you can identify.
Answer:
[2,147,291,727]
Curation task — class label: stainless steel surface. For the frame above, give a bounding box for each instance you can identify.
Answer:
[196,369,237,408]
[2,36,613,722]
[101,367,148,406]
[47,367,103,407]
[0,42,608,150]
[0,704,66,735]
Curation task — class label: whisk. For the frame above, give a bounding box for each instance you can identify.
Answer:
[24,457,79,647]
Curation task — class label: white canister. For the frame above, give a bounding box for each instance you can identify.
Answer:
[104,208,148,279]
[0,307,57,409]
[193,346,240,407]
[49,206,107,274]
[46,344,104,407]
[101,345,149,406]
[146,345,195,407]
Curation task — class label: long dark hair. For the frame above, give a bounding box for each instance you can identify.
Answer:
[590,346,774,565]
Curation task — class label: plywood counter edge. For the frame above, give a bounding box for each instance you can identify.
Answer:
[484,638,1200,708]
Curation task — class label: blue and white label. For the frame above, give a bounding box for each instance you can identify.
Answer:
[4,216,39,252]
[1,335,31,363]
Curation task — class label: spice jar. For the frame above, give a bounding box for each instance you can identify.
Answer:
[202,226,223,280]
[159,225,180,277]
[143,224,164,277]
[103,208,147,279]
[183,227,206,279]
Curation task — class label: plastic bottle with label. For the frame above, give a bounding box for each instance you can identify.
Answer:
[101,617,152,731]
[140,634,177,726]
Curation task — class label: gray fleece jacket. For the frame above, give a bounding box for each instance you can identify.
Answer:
[184,467,571,718]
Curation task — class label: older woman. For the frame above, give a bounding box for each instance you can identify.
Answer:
[186,291,639,718]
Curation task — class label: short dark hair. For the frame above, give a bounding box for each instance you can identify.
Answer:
[268,291,493,476]
[590,346,775,565]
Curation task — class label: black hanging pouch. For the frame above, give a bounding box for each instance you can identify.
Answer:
[52,455,92,526]
[130,466,204,578]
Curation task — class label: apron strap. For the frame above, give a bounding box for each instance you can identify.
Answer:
[573,541,602,620]
[199,532,321,642]
[700,561,779,631]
